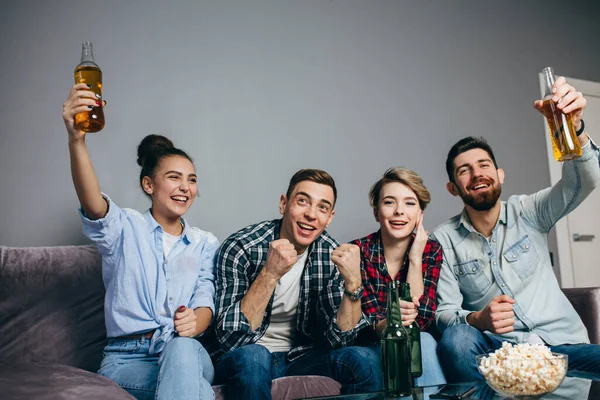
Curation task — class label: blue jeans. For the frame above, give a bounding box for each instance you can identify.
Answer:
[98,336,214,400]
[438,324,600,383]
[214,344,382,400]
[366,331,446,387]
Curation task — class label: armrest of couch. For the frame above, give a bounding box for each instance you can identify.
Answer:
[562,287,600,345]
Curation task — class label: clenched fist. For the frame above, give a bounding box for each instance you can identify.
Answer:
[332,244,362,290]
[263,239,298,280]
[174,306,197,337]
[468,295,516,334]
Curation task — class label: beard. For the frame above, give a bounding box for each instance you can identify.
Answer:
[458,180,502,211]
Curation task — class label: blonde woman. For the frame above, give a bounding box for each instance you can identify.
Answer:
[352,167,445,386]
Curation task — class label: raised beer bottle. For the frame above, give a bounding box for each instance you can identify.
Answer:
[541,67,581,161]
[74,42,105,133]
[400,282,422,378]
[381,281,412,397]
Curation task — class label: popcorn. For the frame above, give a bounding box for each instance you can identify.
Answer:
[478,342,567,396]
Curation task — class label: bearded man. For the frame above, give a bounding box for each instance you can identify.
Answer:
[432,77,600,382]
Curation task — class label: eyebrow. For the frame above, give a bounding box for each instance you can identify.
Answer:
[382,195,418,202]
[165,170,197,179]
[455,158,492,173]
[296,191,333,207]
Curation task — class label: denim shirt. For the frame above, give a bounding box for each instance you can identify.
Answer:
[80,194,219,354]
[433,139,600,345]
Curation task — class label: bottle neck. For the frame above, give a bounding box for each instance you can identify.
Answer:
[386,282,403,326]
[542,67,555,99]
[400,282,411,301]
[79,42,99,68]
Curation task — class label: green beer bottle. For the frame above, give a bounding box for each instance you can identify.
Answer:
[400,282,423,378]
[381,281,412,397]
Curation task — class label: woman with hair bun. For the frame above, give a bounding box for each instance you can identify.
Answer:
[62,83,217,399]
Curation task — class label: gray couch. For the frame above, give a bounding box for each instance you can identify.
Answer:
[0,245,341,400]
[2,245,599,399]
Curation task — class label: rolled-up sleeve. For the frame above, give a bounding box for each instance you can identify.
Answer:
[323,268,370,347]
[189,238,219,316]
[214,238,259,353]
[80,193,123,260]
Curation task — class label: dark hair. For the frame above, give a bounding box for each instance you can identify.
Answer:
[445,136,498,182]
[285,169,337,207]
[369,167,431,211]
[137,134,193,196]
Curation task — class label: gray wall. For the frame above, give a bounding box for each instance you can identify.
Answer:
[1,1,600,252]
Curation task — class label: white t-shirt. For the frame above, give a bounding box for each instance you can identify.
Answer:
[256,250,309,352]
[160,231,181,317]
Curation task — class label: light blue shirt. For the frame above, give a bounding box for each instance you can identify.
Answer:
[433,139,600,345]
[80,194,219,354]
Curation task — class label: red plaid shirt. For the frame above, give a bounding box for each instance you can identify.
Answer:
[351,230,442,331]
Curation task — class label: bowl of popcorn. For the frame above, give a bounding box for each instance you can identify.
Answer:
[476,342,567,398]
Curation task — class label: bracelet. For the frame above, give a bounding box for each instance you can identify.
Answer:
[576,119,585,137]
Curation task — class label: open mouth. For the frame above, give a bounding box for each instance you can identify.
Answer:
[297,222,316,232]
[171,195,189,204]
[469,180,492,192]
[389,220,408,228]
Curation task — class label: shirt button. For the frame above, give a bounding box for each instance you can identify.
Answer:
[493,261,497,266]
[492,239,496,243]
[169,297,173,301]
[513,254,517,259]
[472,267,476,272]
[525,245,530,249]
[501,283,505,287]
[165,260,168,264]
[459,271,464,275]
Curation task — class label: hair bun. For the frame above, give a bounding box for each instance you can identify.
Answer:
[137,134,175,167]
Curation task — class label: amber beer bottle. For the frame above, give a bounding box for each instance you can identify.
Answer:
[74,42,105,133]
[541,67,581,161]
[381,281,412,397]
[400,282,422,378]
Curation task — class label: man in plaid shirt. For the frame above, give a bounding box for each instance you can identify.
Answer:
[211,169,380,399]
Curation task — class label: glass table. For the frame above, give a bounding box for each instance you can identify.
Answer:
[303,374,599,399]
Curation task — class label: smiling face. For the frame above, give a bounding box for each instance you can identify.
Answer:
[448,148,504,211]
[142,155,197,222]
[279,180,336,254]
[375,182,421,242]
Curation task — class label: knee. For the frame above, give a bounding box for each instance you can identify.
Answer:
[333,346,383,390]
[227,344,272,384]
[231,344,271,369]
[163,337,202,358]
[335,346,381,366]
[333,346,383,379]
[438,325,480,357]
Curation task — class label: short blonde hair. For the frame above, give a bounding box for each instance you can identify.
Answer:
[369,167,431,210]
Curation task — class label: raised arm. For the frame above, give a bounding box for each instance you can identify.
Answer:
[62,83,107,220]
[525,78,599,232]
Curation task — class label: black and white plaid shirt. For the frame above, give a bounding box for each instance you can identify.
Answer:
[212,219,369,362]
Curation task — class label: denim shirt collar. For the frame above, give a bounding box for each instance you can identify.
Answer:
[143,209,190,245]
[455,201,508,233]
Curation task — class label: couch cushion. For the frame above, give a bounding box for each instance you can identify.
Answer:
[212,376,341,400]
[563,287,600,345]
[0,363,134,400]
[0,245,107,372]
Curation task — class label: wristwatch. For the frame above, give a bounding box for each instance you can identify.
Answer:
[343,285,364,301]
